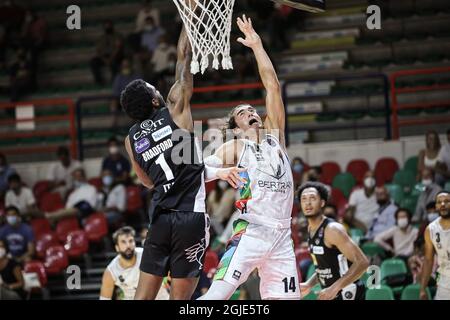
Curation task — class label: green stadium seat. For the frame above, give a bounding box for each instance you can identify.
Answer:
[385,183,404,205]
[393,169,416,194]
[365,285,394,300]
[401,284,431,300]
[381,258,408,294]
[230,289,241,300]
[350,228,364,245]
[400,195,419,215]
[404,156,418,175]
[332,173,356,198]
[361,242,386,258]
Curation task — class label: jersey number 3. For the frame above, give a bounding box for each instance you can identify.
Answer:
[156,154,174,181]
[282,277,296,293]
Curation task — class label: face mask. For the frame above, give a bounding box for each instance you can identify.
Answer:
[0,248,5,258]
[122,68,131,75]
[109,146,119,155]
[293,164,303,173]
[74,180,84,189]
[422,179,432,187]
[397,217,409,228]
[428,212,439,222]
[218,181,228,190]
[103,176,113,186]
[144,25,154,32]
[377,199,388,206]
[308,175,318,182]
[6,215,19,226]
[364,177,376,189]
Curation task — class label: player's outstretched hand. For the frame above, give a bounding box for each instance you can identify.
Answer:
[317,286,339,300]
[236,14,261,49]
[217,167,247,189]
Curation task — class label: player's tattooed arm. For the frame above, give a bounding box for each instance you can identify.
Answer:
[236,14,285,147]
[125,136,154,190]
[166,27,194,131]
[318,222,369,300]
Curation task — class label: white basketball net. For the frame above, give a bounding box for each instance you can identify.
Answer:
[173,0,236,74]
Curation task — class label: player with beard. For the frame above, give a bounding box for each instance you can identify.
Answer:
[420,191,450,300]
[298,182,369,300]
[100,226,168,300]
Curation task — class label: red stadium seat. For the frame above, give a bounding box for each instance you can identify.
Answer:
[36,232,59,259]
[33,180,50,205]
[320,162,341,185]
[39,192,64,212]
[126,185,143,214]
[30,218,52,239]
[375,158,399,186]
[295,247,311,264]
[83,212,108,242]
[64,230,89,258]
[346,159,370,186]
[330,188,346,204]
[56,217,80,242]
[24,261,48,287]
[44,246,69,275]
[88,177,102,191]
[203,250,219,275]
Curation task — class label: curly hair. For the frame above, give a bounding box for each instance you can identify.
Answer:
[120,79,158,121]
[297,181,329,202]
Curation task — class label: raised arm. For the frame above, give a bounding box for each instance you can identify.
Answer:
[166,26,194,131]
[318,222,369,300]
[236,15,285,142]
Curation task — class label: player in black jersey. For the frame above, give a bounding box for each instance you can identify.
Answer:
[120,25,243,300]
[298,182,369,300]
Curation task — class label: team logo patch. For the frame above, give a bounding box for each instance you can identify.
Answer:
[266,136,276,147]
[312,246,324,255]
[345,291,354,299]
[232,270,242,281]
[134,138,150,154]
[140,119,157,129]
[185,238,206,270]
[152,125,172,142]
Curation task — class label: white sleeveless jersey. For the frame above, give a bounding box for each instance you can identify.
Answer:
[429,218,450,289]
[107,247,169,300]
[236,134,293,228]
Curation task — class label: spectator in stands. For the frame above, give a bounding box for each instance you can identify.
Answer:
[418,130,441,177]
[206,181,236,236]
[291,157,305,188]
[0,206,34,263]
[90,20,124,85]
[374,208,418,261]
[9,47,33,101]
[413,168,442,223]
[0,239,25,300]
[140,16,164,56]
[5,173,39,219]
[0,153,16,199]
[111,59,140,126]
[97,169,126,228]
[435,128,450,187]
[366,186,397,240]
[150,34,176,81]
[47,146,82,198]
[45,168,97,224]
[21,9,47,89]
[345,170,378,233]
[101,137,131,183]
[301,166,322,184]
[419,201,439,236]
[135,0,160,32]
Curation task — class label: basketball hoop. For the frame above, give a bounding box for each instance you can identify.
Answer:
[173,0,236,75]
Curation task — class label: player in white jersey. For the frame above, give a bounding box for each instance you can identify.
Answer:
[199,15,300,300]
[421,191,450,300]
[100,227,169,300]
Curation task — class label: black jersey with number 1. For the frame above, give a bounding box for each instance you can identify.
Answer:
[128,107,206,218]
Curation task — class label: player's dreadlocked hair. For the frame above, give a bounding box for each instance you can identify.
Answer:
[297,181,329,202]
[120,79,161,121]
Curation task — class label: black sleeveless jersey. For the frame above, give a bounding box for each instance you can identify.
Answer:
[308,218,355,289]
[128,107,206,217]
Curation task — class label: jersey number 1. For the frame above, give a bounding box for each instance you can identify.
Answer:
[156,154,174,181]
[282,277,296,293]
